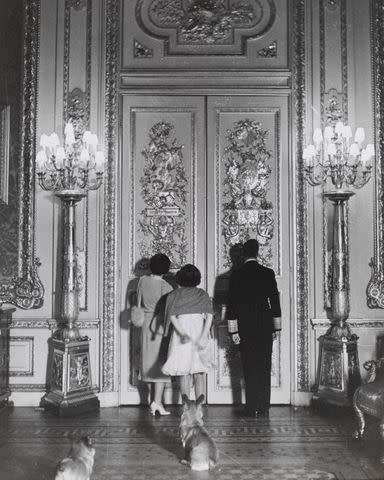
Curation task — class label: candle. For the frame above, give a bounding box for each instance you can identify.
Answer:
[55,147,66,169]
[354,127,365,144]
[36,149,47,173]
[95,151,105,173]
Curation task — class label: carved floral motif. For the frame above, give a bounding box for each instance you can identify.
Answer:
[257,40,277,58]
[134,39,153,58]
[69,353,90,388]
[222,119,274,268]
[52,353,63,389]
[138,122,188,268]
[320,351,342,389]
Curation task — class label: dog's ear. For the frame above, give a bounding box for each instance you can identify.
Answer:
[83,436,93,446]
[196,394,205,405]
[181,394,190,406]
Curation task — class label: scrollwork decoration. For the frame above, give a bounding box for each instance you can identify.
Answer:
[222,119,274,268]
[149,0,260,45]
[103,0,120,392]
[0,0,44,309]
[257,40,277,58]
[134,39,153,58]
[138,122,188,268]
[366,0,384,308]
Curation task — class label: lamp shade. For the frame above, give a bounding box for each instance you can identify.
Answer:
[354,127,365,144]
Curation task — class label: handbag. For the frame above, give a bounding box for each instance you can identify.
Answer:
[131,285,145,327]
[131,306,145,327]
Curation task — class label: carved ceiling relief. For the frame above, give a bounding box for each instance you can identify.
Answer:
[136,0,276,55]
[222,119,275,269]
[138,121,189,268]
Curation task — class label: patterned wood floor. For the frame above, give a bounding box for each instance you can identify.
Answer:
[0,405,383,479]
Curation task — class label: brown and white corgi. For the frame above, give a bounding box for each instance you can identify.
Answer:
[54,435,95,480]
[180,394,218,471]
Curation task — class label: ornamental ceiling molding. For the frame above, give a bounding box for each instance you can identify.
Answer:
[135,0,276,56]
[103,0,120,392]
[366,0,384,308]
[0,0,45,309]
[292,0,309,392]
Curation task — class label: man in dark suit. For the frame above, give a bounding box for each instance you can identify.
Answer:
[226,239,281,417]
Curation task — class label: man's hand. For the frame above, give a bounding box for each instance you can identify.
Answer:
[231,333,241,345]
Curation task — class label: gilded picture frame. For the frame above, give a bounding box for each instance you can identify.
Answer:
[0,0,44,309]
[0,105,10,205]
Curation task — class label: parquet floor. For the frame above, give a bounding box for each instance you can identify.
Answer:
[0,405,383,479]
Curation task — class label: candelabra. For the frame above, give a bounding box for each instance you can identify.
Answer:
[304,122,374,406]
[37,121,103,415]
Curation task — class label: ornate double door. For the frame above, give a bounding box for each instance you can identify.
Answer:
[120,94,291,405]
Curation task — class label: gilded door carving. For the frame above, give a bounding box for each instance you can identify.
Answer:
[120,94,290,405]
[206,96,290,404]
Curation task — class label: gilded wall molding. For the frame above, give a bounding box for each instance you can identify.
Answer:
[292,0,309,392]
[9,336,34,376]
[10,318,100,329]
[311,318,384,329]
[366,0,384,309]
[103,0,120,392]
[0,0,44,309]
[319,0,349,310]
[63,0,93,312]
[9,383,48,392]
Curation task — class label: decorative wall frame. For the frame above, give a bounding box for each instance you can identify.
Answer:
[366,0,384,309]
[0,105,10,205]
[103,0,120,392]
[292,0,309,392]
[0,0,44,309]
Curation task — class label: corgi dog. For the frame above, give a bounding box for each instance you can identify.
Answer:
[180,394,218,471]
[54,436,95,480]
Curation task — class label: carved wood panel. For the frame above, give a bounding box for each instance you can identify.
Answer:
[206,95,290,403]
[120,94,291,404]
[122,0,288,71]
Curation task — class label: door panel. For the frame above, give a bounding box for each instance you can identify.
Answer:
[120,95,206,404]
[120,94,291,405]
[206,95,290,404]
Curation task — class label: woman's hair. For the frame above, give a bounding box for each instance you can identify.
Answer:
[149,253,171,275]
[176,264,201,287]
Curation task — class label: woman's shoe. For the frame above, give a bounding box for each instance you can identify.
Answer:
[150,401,170,416]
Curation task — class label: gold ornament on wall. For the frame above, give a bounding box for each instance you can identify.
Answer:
[222,119,274,268]
[138,121,188,268]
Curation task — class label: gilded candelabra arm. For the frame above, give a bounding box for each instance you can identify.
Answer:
[37,172,63,191]
[76,170,89,190]
[86,173,104,190]
[304,164,328,186]
[349,166,372,189]
[343,164,358,187]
